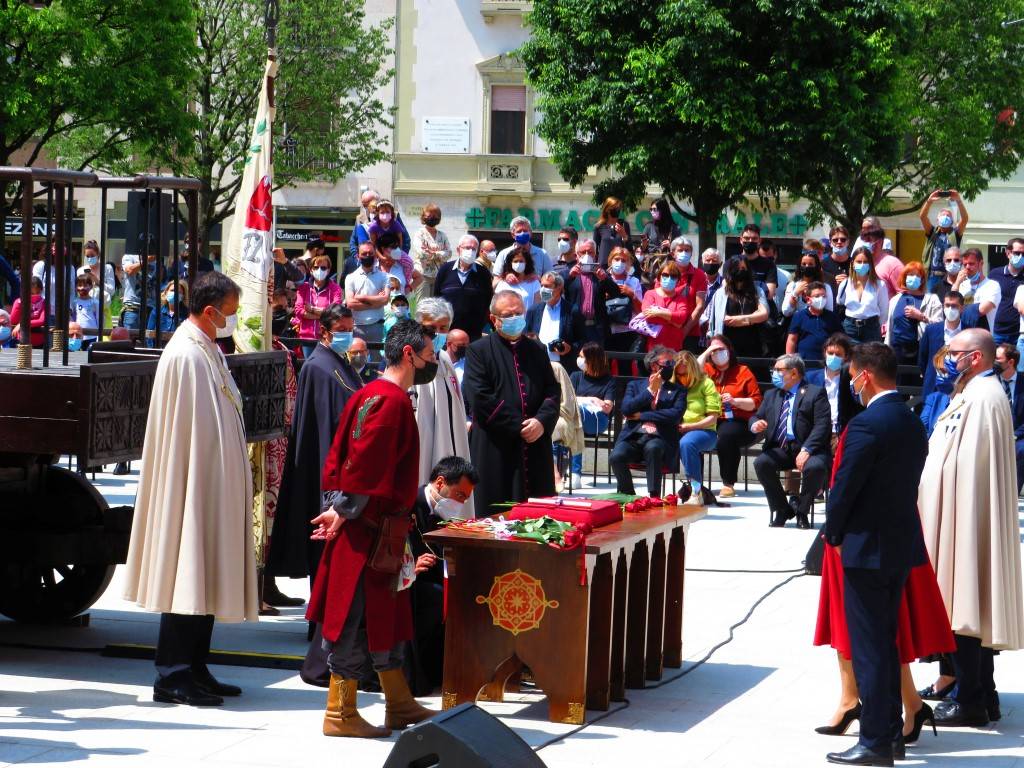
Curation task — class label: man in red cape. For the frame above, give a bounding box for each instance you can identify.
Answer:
[306,319,440,738]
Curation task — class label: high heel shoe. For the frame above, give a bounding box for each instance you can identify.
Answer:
[815,703,862,735]
[903,701,936,744]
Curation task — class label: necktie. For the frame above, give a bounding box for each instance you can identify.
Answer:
[1002,377,1013,406]
[774,392,791,446]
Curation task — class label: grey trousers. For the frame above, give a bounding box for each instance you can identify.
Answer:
[322,574,403,679]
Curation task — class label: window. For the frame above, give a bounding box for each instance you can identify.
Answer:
[490,85,526,155]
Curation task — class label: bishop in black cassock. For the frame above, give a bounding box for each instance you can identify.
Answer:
[462,303,560,516]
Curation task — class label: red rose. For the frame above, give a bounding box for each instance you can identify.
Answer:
[665,494,678,505]
[625,502,637,513]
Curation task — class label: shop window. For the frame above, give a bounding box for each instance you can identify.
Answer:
[489,85,527,155]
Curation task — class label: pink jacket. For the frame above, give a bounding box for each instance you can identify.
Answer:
[293,280,342,340]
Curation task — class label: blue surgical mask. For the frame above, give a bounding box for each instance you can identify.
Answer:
[514,231,532,246]
[849,371,866,405]
[771,371,786,390]
[946,261,961,275]
[539,287,555,302]
[938,215,954,229]
[675,252,692,267]
[330,331,353,354]
[87,256,99,266]
[1011,253,1024,270]
[432,332,447,353]
[905,275,922,291]
[499,313,526,338]
[611,260,627,275]
[825,353,843,372]
[853,262,870,277]
[394,306,410,319]
[68,337,83,352]
[660,276,677,291]
[832,246,849,257]
[0,326,10,343]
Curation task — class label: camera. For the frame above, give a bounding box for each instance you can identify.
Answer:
[548,338,565,352]
[937,190,951,198]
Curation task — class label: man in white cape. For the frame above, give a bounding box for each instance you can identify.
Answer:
[413,297,474,517]
[918,328,1024,727]
[124,271,258,707]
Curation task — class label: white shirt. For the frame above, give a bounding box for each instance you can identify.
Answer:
[782,281,835,317]
[32,259,76,313]
[961,275,1001,329]
[867,388,899,408]
[823,370,840,432]
[495,277,541,313]
[838,278,889,320]
[538,301,561,361]
[1014,284,1024,333]
[452,357,466,387]
[492,244,552,277]
[943,321,962,344]
[344,267,389,325]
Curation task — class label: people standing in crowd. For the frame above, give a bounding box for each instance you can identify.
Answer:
[308,320,439,738]
[787,282,842,362]
[550,359,585,491]
[433,234,493,342]
[413,298,472,518]
[562,237,618,345]
[494,248,541,313]
[445,329,470,389]
[477,239,498,272]
[820,343,949,766]
[376,233,421,297]
[673,350,721,500]
[492,216,551,277]
[873,244,905,301]
[592,196,632,267]
[145,279,187,349]
[462,291,560,516]
[348,190,379,259]
[663,237,708,352]
[805,334,860,448]
[344,241,390,354]
[708,257,770,358]
[885,263,929,367]
[82,239,116,315]
[921,190,968,293]
[822,226,851,291]
[750,353,831,529]
[605,247,645,375]
[782,249,835,318]
[837,246,888,343]
[988,238,1024,346]
[552,226,579,280]
[367,199,411,252]
[993,343,1024,492]
[919,291,967,399]
[72,272,99,347]
[698,335,762,498]
[124,272,253,707]
[347,337,378,386]
[526,271,583,371]
[738,224,778,298]
[121,241,160,338]
[10,275,46,348]
[640,260,689,352]
[383,293,411,341]
[956,248,1000,331]
[569,342,615,489]
[642,199,681,256]
[294,253,343,359]
[921,246,963,310]
[609,346,686,499]
[410,203,450,299]
[918,329,1024,728]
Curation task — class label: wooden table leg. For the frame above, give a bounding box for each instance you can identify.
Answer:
[585,552,614,711]
[662,526,686,668]
[646,533,667,681]
[624,538,650,689]
[609,548,628,701]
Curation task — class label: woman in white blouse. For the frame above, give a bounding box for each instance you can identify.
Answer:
[836,246,888,343]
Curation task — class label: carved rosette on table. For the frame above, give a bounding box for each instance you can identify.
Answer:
[441,692,458,710]
[475,569,558,636]
[563,702,585,725]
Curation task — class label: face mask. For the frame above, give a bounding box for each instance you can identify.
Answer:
[702,262,721,276]
[650,210,661,221]
[825,353,843,372]
[459,249,476,265]
[499,314,526,338]
[943,306,961,323]
[271,311,290,336]
[660,276,677,291]
[711,349,729,366]
[849,371,867,405]
[432,332,447,353]
[0,326,10,342]
[810,296,826,311]
[943,353,963,379]
[514,231,532,246]
[424,216,440,227]
[378,212,392,224]
[853,262,871,277]
[393,306,410,319]
[312,268,328,281]
[1011,253,1024,269]
[449,346,466,362]
[434,492,465,521]
[660,364,674,382]
[741,241,759,255]
[557,239,571,254]
[771,370,787,390]
[905,275,922,291]
[412,354,439,385]
[938,215,954,229]
[330,331,353,354]
[611,260,627,275]
[215,311,237,339]
[511,261,527,274]
[68,337,83,352]
[539,287,554,302]
[360,255,375,269]
[87,256,99,266]
[579,254,595,266]
[576,356,586,370]
[344,353,365,372]
[946,261,961,275]
[831,246,849,257]
[675,252,692,267]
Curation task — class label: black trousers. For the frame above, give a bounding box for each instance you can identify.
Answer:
[753,444,828,516]
[844,566,909,754]
[610,435,669,497]
[155,613,215,674]
[950,633,996,707]
[714,418,757,486]
[323,574,403,680]
[407,578,445,696]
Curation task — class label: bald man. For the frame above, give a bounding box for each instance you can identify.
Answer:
[446,329,470,388]
[347,336,378,385]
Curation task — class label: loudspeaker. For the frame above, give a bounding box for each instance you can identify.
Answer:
[383,703,546,768]
[804,533,825,576]
[125,191,172,259]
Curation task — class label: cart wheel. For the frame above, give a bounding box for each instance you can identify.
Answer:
[0,563,115,623]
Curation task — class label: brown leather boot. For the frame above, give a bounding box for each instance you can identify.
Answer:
[322,674,391,738]
[378,668,438,729]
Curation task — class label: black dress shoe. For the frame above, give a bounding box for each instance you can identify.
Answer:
[192,665,242,697]
[769,511,788,527]
[112,462,130,476]
[154,670,223,706]
[986,691,1001,722]
[826,744,893,766]
[263,580,305,607]
[933,698,989,727]
[815,703,861,735]
[892,735,905,760]
[917,680,956,700]
[796,513,811,529]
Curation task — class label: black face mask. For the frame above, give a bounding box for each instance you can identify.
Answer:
[271,309,290,336]
[702,263,721,276]
[449,346,467,362]
[423,216,440,227]
[659,364,673,382]
[610,209,621,218]
[741,241,759,255]
[359,255,375,269]
[413,355,439,385]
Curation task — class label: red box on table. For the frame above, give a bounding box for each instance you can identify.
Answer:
[505,497,622,527]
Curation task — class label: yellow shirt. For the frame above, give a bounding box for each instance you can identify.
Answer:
[682,376,722,430]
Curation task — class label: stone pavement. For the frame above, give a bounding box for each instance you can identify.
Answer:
[1,467,1021,767]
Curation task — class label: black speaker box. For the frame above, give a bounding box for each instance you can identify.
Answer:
[383,703,546,768]
[125,191,172,259]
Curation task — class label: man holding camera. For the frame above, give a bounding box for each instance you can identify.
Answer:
[526,271,585,371]
[920,189,968,293]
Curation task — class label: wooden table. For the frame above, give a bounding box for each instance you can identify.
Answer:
[424,504,706,724]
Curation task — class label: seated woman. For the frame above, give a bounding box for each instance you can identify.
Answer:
[697,334,762,497]
[569,342,615,487]
[673,350,721,500]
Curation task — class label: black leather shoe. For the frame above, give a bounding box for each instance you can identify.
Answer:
[892,735,905,760]
[986,691,1001,722]
[917,680,955,700]
[933,698,989,727]
[263,580,305,607]
[192,665,242,697]
[825,744,893,766]
[815,703,861,735]
[769,510,788,527]
[154,670,223,706]
[112,462,130,476]
[796,513,811,529]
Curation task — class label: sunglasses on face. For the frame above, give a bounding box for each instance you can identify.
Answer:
[831,237,848,244]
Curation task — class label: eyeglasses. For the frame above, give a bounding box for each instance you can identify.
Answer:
[831,237,848,244]
[772,366,790,373]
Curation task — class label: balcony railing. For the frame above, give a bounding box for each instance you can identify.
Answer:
[480,0,533,22]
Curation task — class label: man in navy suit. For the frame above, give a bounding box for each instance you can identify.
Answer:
[824,343,928,766]
[751,353,832,529]
[433,236,494,341]
[919,291,967,398]
[525,271,584,371]
[994,343,1024,492]
[610,346,686,498]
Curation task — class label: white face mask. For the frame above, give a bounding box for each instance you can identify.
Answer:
[215,311,237,339]
[433,491,465,521]
[579,254,594,265]
[511,261,527,274]
[557,239,572,255]
[943,306,960,323]
[711,349,729,366]
[459,248,477,264]
[576,356,586,371]
[810,296,826,311]
[312,268,328,281]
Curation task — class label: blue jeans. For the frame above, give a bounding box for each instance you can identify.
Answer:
[842,316,882,344]
[571,409,610,474]
[121,307,153,338]
[678,428,717,484]
[1017,336,1024,373]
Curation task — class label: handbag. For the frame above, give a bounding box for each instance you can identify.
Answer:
[368,513,411,575]
[605,295,633,325]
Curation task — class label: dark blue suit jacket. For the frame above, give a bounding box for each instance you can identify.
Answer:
[1007,374,1024,439]
[615,379,686,468]
[805,367,863,434]
[824,392,928,570]
[526,298,585,366]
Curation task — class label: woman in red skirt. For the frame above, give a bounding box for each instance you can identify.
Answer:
[813,428,955,743]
